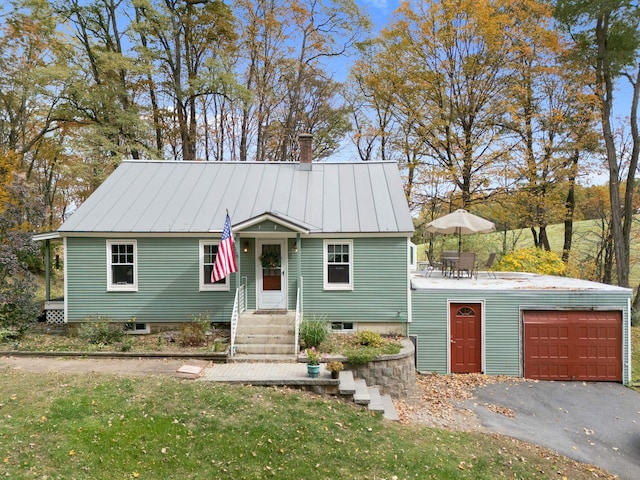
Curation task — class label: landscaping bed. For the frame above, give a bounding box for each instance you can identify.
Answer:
[0,322,229,355]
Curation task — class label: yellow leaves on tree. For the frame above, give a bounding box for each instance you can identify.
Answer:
[495,247,566,276]
[0,152,20,217]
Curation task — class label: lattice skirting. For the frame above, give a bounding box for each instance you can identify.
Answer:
[46,309,65,325]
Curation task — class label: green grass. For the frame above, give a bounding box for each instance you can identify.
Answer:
[0,371,612,479]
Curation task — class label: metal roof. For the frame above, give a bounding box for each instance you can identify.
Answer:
[59,161,414,235]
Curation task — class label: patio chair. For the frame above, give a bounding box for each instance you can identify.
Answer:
[483,252,497,278]
[422,252,443,277]
[456,252,476,279]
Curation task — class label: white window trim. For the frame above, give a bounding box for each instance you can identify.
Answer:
[331,321,355,332]
[199,240,230,292]
[106,240,138,292]
[323,239,353,291]
[124,322,150,334]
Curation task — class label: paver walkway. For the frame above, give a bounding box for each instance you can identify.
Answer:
[0,356,331,384]
[199,361,327,382]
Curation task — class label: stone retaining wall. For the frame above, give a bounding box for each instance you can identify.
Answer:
[341,338,417,398]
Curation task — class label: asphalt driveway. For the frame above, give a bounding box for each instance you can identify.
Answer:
[459,381,640,480]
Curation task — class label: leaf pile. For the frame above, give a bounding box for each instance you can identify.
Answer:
[395,373,527,428]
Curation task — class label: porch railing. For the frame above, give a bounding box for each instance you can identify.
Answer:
[294,276,303,355]
[230,283,246,357]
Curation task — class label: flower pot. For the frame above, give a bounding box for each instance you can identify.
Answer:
[307,364,320,378]
[331,370,339,379]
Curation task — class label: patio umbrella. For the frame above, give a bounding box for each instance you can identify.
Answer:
[425,209,495,253]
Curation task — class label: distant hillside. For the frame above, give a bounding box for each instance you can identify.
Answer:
[417,217,640,288]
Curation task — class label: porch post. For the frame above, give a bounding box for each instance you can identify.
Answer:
[296,233,301,288]
[45,239,51,302]
[236,234,240,289]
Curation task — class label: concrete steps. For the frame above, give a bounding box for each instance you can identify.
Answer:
[338,370,398,421]
[233,312,296,357]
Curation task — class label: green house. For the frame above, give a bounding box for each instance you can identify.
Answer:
[34,140,632,384]
[35,148,415,336]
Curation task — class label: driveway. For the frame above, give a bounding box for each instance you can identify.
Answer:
[459,380,640,480]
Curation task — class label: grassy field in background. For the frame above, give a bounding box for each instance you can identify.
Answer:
[417,217,640,287]
[0,371,614,480]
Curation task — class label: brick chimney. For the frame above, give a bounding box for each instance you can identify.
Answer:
[298,134,313,169]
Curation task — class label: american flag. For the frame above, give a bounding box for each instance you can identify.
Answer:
[211,213,237,282]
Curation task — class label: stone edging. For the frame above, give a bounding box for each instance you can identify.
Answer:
[0,350,227,361]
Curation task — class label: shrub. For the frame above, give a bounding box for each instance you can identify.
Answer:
[78,317,124,345]
[495,247,566,276]
[179,313,211,347]
[0,328,21,343]
[299,315,329,349]
[343,346,381,364]
[356,330,384,348]
[343,337,402,364]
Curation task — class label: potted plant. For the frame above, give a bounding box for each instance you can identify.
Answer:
[326,360,344,379]
[305,347,323,378]
[259,250,281,269]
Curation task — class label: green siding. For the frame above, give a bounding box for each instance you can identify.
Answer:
[67,235,409,325]
[410,288,631,382]
[66,237,236,323]
[299,237,409,323]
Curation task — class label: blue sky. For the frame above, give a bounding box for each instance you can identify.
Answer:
[358,0,401,32]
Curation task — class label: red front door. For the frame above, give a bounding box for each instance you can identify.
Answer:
[450,303,482,373]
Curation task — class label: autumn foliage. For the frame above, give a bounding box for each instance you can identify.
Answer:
[495,247,567,276]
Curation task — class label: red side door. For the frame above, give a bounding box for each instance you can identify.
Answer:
[450,303,482,373]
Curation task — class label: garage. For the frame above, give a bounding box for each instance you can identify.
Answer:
[524,310,622,382]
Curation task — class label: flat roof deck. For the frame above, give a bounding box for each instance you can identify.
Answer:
[411,270,632,292]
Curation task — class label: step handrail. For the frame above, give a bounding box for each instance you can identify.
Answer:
[230,283,246,357]
[294,277,303,355]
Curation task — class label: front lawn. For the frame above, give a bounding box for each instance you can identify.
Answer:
[0,370,614,479]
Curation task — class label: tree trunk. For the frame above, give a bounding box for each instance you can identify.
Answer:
[562,149,579,263]
[538,226,550,251]
[596,10,628,286]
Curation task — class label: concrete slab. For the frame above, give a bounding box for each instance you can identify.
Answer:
[380,394,399,421]
[176,365,204,379]
[338,370,356,395]
[353,379,371,405]
[367,386,384,413]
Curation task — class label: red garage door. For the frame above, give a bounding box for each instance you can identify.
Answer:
[524,310,622,382]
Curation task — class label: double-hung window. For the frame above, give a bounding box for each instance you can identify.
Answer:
[107,240,137,291]
[324,240,353,290]
[200,240,229,291]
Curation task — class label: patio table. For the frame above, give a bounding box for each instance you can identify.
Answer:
[441,255,459,277]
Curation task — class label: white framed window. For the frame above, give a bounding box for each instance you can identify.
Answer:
[331,322,355,332]
[199,240,230,291]
[408,241,417,271]
[107,240,137,292]
[124,322,150,334]
[323,240,353,290]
